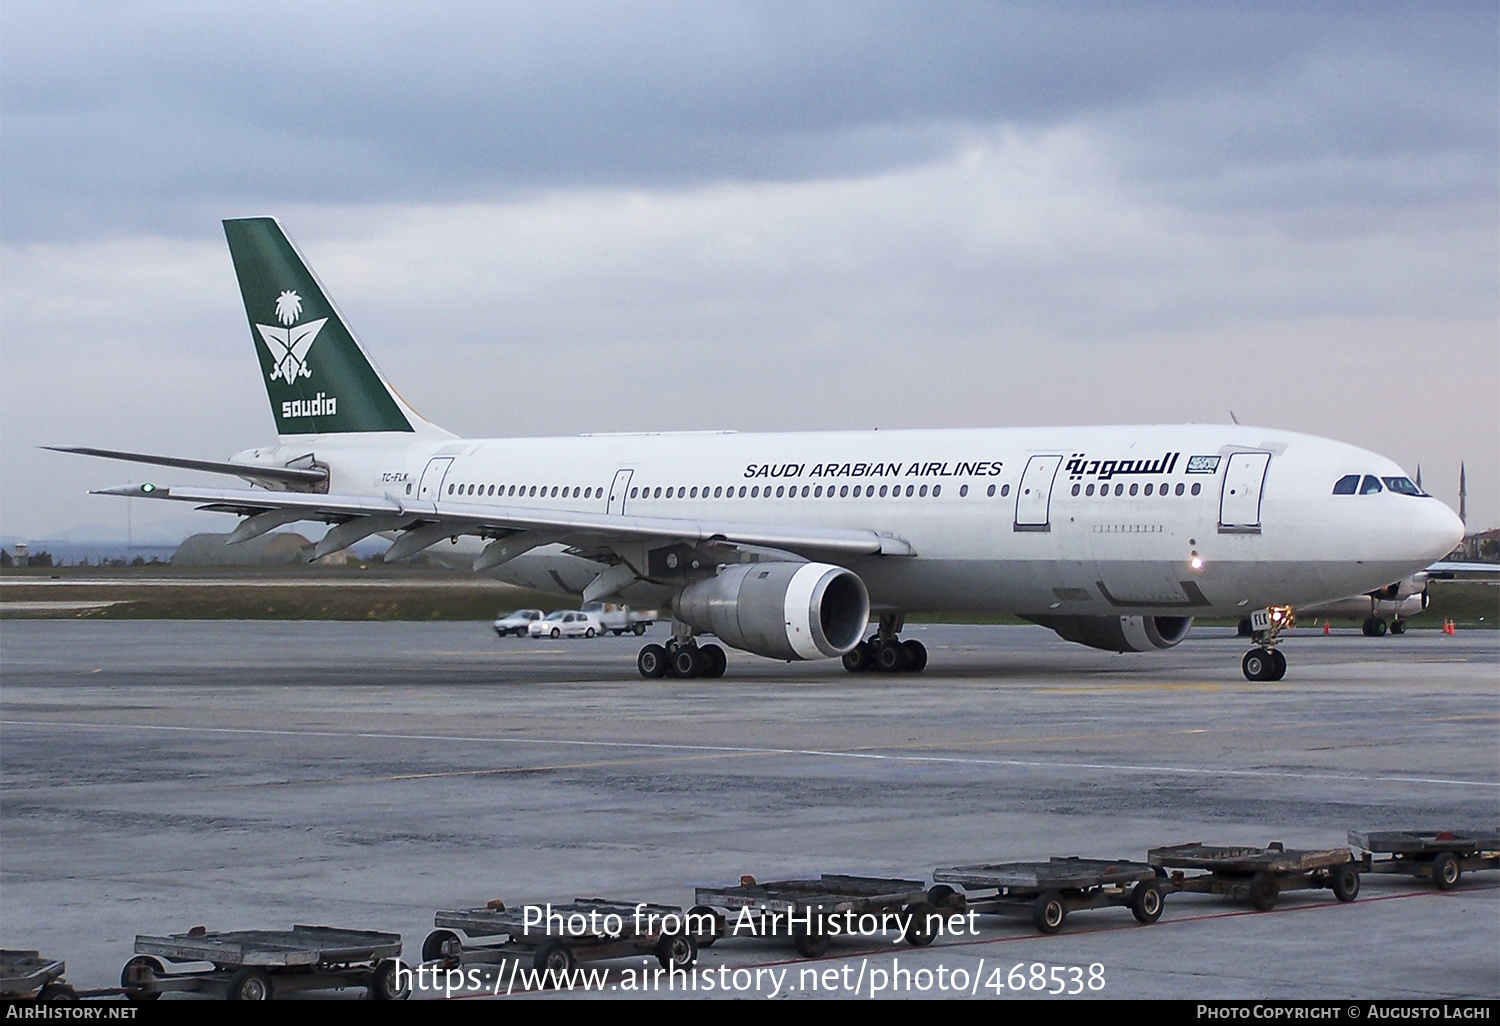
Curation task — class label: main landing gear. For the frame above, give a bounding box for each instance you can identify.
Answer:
[1362,616,1404,636]
[842,614,927,674]
[637,630,727,680]
[1242,606,1292,682]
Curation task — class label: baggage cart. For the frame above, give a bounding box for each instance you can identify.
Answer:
[1,950,78,1001]
[931,857,1165,935]
[120,925,409,1001]
[1349,828,1500,890]
[691,874,932,957]
[1147,841,1360,911]
[422,899,699,978]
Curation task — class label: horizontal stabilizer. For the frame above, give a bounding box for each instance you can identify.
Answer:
[47,446,326,487]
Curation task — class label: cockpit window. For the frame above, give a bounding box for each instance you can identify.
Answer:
[1360,475,1384,495]
[1382,476,1424,496]
[1332,474,1359,495]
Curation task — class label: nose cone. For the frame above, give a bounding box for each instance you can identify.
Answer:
[1416,499,1466,563]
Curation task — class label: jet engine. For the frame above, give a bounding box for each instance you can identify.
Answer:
[1026,614,1194,653]
[674,562,870,661]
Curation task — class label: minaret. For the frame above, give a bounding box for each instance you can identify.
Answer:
[1459,462,1467,527]
[1415,464,1422,491]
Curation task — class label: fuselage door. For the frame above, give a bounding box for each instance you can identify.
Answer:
[607,468,634,514]
[1219,452,1271,533]
[417,457,454,501]
[1014,455,1064,531]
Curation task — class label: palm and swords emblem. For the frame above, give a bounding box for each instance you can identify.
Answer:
[256,290,328,384]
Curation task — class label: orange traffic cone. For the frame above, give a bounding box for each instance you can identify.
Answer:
[1322,620,1331,636]
[1443,619,1456,636]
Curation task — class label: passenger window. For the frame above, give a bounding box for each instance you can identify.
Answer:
[840,485,849,497]
[630,487,638,498]
[1072,484,1081,496]
[987,484,995,497]
[1086,484,1094,496]
[1360,475,1383,495]
[801,485,810,497]
[1129,483,1138,496]
[959,485,967,497]
[1190,483,1201,495]
[933,485,941,497]
[1175,483,1184,496]
[1144,484,1153,496]
[919,485,928,497]
[1001,484,1010,497]
[1332,474,1360,495]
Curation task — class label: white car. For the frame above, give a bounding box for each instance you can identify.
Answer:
[528,610,604,639]
[493,609,544,637]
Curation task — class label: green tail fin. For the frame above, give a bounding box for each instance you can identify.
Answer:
[224,217,445,437]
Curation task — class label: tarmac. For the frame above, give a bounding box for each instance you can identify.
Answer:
[1,620,1496,1000]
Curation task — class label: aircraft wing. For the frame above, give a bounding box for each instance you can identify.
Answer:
[94,483,915,567]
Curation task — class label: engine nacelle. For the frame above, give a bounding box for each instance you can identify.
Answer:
[674,562,870,661]
[1028,614,1194,653]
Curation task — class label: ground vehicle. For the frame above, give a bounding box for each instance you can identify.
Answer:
[580,602,655,636]
[528,610,604,639]
[493,609,544,637]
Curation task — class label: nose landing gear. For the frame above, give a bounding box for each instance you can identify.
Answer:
[1242,606,1293,681]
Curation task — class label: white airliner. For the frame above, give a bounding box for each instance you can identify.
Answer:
[53,218,1465,682]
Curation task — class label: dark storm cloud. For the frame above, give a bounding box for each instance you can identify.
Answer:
[3,1,1493,242]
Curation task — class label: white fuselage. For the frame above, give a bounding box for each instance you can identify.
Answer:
[235,423,1464,619]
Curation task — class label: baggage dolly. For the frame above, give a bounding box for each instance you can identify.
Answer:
[422,899,700,978]
[1147,841,1360,911]
[690,874,933,957]
[119,925,409,1001]
[1349,828,1500,890]
[931,858,1166,935]
[1,950,78,1001]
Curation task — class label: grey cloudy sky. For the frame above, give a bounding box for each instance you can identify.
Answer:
[2,1,1496,541]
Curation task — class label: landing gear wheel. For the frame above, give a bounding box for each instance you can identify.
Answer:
[903,902,937,946]
[1432,851,1462,890]
[1269,648,1287,681]
[792,923,829,958]
[1242,649,1274,681]
[227,968,273,1001]
[637,644,669,678]
[370,959,410,1000]
[876,640,905,672]
[1032,891,1067,934]
[1249,872,1280,911]
[1130,881,1164,924]
[120,956,164,1002]
[1329,863,1360,902]
[688,905,722,947]
[655,933,698,971]
[422,929,461,964]
[1390,620,1407,635]
[670,645,703,678]
[842,643,872,673]
[699,643,727,678]
[902,639,927,672]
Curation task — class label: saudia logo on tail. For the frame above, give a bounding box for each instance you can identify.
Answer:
[256,290,337,420]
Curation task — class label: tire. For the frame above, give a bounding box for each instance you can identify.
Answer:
[422,929,461,964]
[637,644,669,678]
[533,941,575,981]
[226,967,273,1001]
[1330,863,1360,902]
[902,639,928,672]
[903,902,937,947]
[1373,618,1388,636]
[670,645,703,679]
[1032,891,1067,934]
[1362,618,1376,637]
[876,640,905,672]
[120,955,164,1002]
[1269,648,1287,681]
[699,644,727,678]
[1242,649,1272,681]
[688,905,722,947]
[633,622,647,636]
[926,884,958,909]
[370,959,410,1000]
[550,627,561,639]
[1432,851,1462,890]
[585,627,596,638]
[842,644,871,673]
[1130,881,1164,924]
[37,983,79,1002]
[792,922,829,958]
[1249,872,1279,911]
[655,933,698,971]
[1390,620,1407,635]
